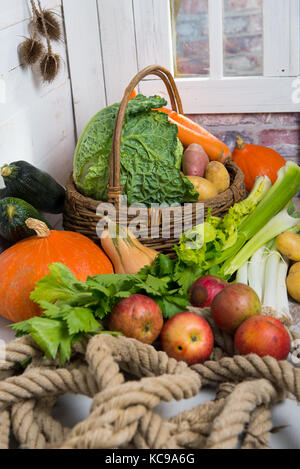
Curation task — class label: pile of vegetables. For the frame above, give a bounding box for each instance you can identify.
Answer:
[11,255,193,363]
[1,91,300,370]
[176,161,300,279]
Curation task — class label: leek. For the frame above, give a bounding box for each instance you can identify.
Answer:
[247,245,266,301]
[238,241,292,324]
[276,256,291,323]
[261,240,292,324]
[236,261,248,284]
[262,248,281,311]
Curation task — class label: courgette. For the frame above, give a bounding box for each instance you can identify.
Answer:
[0,198,52,243]
[1,161,66,214]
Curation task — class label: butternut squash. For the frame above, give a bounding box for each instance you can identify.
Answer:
[101,223,158,274]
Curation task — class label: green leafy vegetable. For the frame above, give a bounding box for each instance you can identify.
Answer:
[12,255,196,364]
[176,162,300,279]
[73,94,198,205]
[175,175,272,272]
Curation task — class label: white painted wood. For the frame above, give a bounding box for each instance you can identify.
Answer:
[140,76,300,113]
[133,0,173,74]
[0,0,76,198]
[97,0,138,105]
[63,0,106,138]
[208,0,223,79]
[289,0,300,76]
[263,0,300,76]
[0,0,60,32]
[0,20,69,125]
[0,79,75,185]
[0,4,64,76]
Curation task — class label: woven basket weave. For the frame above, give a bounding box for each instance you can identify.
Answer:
[63,65,246,255]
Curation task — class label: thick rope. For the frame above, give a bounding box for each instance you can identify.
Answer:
[192,354,300,399]
[0,327,298,449]
[0,410,10,449]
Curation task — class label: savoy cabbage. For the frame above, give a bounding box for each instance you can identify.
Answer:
[73,95,198,206]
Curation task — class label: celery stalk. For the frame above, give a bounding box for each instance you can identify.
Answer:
[245,176,272,207]
[222,208,300,277]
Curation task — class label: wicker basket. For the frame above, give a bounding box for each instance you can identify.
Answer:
[63,65,246,256]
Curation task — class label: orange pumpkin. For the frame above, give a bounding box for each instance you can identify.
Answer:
[0,219,113,322]
[232,136,286,192]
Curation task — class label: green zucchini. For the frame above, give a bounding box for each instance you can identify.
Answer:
[0,198,52,243]
[1,161,66,214]
[0,187,13,199]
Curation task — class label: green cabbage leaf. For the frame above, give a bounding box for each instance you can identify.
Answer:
[73,95,198,205]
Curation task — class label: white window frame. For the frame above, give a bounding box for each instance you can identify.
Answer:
[63,0,300,138]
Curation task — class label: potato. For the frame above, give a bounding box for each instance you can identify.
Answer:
[276,232,300,261]
[205,161,230,194]
[182,144,209,178]
[187,176,218,201]
[289,262,300,275]
[287,270,300,303]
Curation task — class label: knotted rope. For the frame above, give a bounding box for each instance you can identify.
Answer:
[0,310,299,449]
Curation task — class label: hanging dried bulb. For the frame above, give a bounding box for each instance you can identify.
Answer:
[19,37,44,65]
[35,10,61,42]
[40,52,61,82]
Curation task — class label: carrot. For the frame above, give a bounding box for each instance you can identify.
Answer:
[129,88,138,100]
[170,117,226,161]
[157,107,231,161]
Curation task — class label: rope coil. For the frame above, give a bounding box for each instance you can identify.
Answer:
[0,320,299,450]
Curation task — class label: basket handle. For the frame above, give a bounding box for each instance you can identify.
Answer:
[108,65,183,202]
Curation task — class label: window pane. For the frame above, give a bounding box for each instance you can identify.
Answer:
[171,0,209,77]
[223,0,263,76]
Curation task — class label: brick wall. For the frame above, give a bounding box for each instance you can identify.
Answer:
[187,113,300,163]
[174,0,263,76]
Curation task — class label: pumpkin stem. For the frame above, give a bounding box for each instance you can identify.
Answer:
[25,218,51,238]
[235,135,246,150]
[1,166,12,178]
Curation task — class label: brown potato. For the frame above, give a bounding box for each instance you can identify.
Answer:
[182,144,209,178]
[289,262,300,275]
[287,270,300,303]
[276,232,300,261]
[187,176,218,201]
[205,161,230,194]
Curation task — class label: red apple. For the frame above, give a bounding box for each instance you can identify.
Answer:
[109,294,163,344]
[234,315,290,360]
[161,312,214,365]
[211,283,261,334]
[189,275,228,308]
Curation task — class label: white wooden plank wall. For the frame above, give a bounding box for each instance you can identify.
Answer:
[97,0,138,105]
[0,0,76,227]
[63,0,106,137]
[133,0,173,74]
